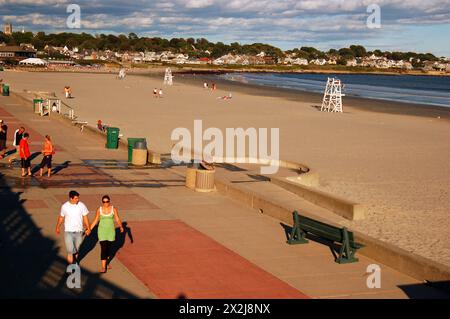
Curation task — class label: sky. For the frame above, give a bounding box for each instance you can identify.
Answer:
[1,0,450,57]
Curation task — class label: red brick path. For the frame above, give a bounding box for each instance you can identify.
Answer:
[117,220,309,299]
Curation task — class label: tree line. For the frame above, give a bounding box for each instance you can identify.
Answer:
[0,31,441,64]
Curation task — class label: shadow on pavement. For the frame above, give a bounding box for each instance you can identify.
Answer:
[110,222,134,263]
[29,152,41,162]
[77,227,99,263]
[78,222,133,267]
[398,282,450,299]
[0,172,140,299]
[51,160,71,175]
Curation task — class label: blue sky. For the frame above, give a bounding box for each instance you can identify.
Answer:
[1,0,450,56]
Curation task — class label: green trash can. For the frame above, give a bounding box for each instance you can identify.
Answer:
[0,66,4,71]
[2,84,9,96]
[106,127,120,149]
[127,137,146,162]
[33,98,44,113]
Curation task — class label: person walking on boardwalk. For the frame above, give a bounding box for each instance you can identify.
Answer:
[39,135,54,177]
[19,132,32,177]
[90,195,124,273]
[8,126,25,166]
[56,191,91,265]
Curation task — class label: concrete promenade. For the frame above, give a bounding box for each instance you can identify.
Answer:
[0,93,448,299]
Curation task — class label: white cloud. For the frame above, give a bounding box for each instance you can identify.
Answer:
[182,0,214,9]
[0,0,67,4]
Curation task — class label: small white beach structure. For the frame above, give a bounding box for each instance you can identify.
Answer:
[18,58,48,66]
[321,77,344,113]
[118,68,126,79]
[164,67,173,86]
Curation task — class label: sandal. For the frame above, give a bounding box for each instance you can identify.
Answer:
[99,268,107,273]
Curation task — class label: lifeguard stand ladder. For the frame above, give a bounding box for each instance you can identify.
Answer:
[164,68,173,86]
[321,77,344,113]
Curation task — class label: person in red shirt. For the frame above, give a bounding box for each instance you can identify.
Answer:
[19,132,32,177]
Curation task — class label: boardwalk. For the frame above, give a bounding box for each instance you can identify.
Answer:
[0,93,448,299]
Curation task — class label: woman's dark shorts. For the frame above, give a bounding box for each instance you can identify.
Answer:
[40,155,52,169]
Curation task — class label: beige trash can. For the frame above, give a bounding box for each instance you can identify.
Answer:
[132,148,147,166]
[185,167,197,189]
[148,151,161,165]
[195,169,215,192]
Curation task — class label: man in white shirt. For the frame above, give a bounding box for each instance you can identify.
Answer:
[56,190,91,264]
[8,126,25,165]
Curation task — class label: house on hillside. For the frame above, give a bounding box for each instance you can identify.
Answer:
[434,62,447,71]
[346,59,358,67]
[423,61,446,71]
[283,57,308,65]
[198,57,211,64]
[311,58,326,66]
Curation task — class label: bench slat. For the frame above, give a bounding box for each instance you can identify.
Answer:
[298,215,361,249]
[298,216,342,241]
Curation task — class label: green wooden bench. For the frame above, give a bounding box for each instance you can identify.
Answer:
[287,211,364,264]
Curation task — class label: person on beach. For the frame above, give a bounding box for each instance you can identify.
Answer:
[97,120,109,132]
[203,82,208,89]
[56,191,91,265]
[51,102,58,113]
[39,135,54,177]
[19,132,32,177]
[0,120,7,158]
[212,83,217,91]
[158,88,163,98]
[8,126,25,165]
[153,88,158,98]
[218,93,232,100]
[90,195,124,273]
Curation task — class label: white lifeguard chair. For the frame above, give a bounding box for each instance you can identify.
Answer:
[118,68,126,79]
[164,68,173,86]
[321,77,345,113]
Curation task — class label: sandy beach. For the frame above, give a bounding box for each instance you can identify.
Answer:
[2,70,450,266]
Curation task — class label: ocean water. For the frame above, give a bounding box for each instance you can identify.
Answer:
[219,72,450,108]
